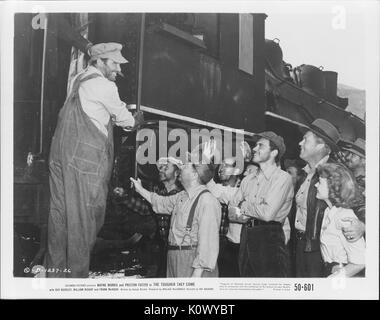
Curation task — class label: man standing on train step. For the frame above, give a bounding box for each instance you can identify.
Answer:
[45,43,144,278]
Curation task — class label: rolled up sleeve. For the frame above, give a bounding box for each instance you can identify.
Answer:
[151,192,181,215]
[337,210,366,265]
[192,194,221,271]
[101,81,135,128]
[206,180,239,204]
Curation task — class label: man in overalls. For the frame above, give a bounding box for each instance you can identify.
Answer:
[45,43,143,278]
[130,162,221,278]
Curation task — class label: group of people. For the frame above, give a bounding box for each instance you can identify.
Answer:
[44,42,365,278]
[131,119,366,278]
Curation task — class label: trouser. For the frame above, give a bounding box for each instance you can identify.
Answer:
[167,248,218,278]
[239,224,289,277]
[295,237,324,277]
[218,237,240,277]
[45,159,109,278]
[155,239,168,278]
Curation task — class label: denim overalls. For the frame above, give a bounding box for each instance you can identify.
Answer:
[45,73,114,278]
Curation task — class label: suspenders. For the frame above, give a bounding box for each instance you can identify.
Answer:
[178,189,210,247]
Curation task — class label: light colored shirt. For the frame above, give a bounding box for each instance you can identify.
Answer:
[69,66,135,136]
[206,180,242,243]
[295,155,329,231]
[231,165,294,223]
[320,206,365,265]
[151,185,221,272]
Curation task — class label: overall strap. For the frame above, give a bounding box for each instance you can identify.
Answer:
[79,73,103,83]
[186,189,210,231]
[66,72,103,102]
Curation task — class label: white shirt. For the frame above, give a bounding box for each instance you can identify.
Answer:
[207,178,291,244]
[295,155,329,231]
[69,66,135,136]
[320,206,365,265]
[206,180,242,243]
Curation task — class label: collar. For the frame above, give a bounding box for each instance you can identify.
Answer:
[304,155,329,174]
[85,65,105,79]
[186,184,206,200]
[325,205,338,215]
[259,164,279,181]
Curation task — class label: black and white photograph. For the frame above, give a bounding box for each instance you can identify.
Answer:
[1,0,378,300]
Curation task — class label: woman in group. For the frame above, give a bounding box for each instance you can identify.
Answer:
[315,162,365,277]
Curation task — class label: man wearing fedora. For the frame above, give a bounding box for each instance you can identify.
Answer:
[45,43,144,277]
[340,138,366,242]
[130,159,221,278]
[228,132,294,277]
[294,118,341,277]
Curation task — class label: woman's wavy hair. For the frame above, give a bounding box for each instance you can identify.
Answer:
[317,162,361,209]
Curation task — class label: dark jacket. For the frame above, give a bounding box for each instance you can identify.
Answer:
[304,157,336,252]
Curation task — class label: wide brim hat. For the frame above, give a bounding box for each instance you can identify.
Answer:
[89,42,128,64]
[339,138,365,158]
[254,131,286,160]
[302,118,341,152]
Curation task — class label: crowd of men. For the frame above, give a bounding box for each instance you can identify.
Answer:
[130,120,366,278]
[43,42,366,278]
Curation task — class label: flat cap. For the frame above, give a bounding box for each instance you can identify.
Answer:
[156,157,183,168]
[89,42,128,64]
[254,131,286,160]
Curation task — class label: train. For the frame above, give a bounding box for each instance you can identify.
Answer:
[13,12,365,276]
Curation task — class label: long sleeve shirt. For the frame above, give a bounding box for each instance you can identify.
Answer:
[69,66,135,136]
[230,165,294,223]
[206,180,242,243]
[150,185,221,272]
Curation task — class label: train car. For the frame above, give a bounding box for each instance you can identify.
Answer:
[13,12,364,277]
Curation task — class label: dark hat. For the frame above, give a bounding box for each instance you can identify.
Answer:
[304,119,341,151]
[254,131,286,159]
[339,138,365,158]
[193,164,216,185]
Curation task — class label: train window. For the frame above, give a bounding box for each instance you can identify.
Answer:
[188,13,219,58]
[239,13,253,75]
[147,13,219,57]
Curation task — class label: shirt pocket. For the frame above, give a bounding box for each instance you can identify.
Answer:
[69,141,105,175]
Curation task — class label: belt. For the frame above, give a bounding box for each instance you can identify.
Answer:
[246,218,281,228]
[167,244,197,251]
